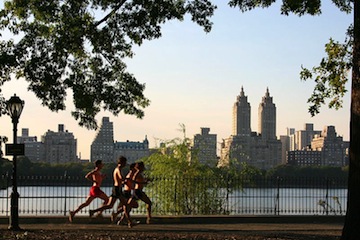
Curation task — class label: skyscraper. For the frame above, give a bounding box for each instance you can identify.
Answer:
[311,125,346,166]
[232,87,251,136]
[295,123,321,150]
[42,124,77,164]
[193,127,217,166]
[91,116,150,163]
[258,88,276,140]
[90,117,114,162]
[18,128,44,163]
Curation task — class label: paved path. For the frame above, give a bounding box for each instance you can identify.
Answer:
[0,216,344,239]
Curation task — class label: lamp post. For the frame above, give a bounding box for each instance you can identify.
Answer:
[6,94,24,231]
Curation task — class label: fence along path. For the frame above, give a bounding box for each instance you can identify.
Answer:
[0,174,347,216]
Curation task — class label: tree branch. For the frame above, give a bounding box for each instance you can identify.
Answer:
[94,0,127,27]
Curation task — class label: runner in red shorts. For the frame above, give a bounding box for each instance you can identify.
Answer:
[89,156,133,227]
[90,186,106,197]
[69,160,109,222]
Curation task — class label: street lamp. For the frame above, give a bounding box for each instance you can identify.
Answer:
[6,94,24,231]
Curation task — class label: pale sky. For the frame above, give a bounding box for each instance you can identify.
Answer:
[0,1,353,160]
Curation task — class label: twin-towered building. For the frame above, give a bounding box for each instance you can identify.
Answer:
[218,87,282,169]
[218,87,348,169]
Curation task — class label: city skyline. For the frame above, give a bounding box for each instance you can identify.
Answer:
[3,90,348,161]
[0,1,352,159]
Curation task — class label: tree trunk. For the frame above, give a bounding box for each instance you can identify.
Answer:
[341,1,360,239]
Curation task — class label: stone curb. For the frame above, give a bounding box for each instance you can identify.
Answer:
[0,215,345,225]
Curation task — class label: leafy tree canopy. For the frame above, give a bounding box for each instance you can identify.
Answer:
[0,0,352,127]
[300,26,352,116]
[144,124,206,178]
[0,0,216,129]
[228,0,352,15]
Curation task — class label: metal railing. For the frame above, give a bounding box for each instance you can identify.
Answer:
[0,174,347,216]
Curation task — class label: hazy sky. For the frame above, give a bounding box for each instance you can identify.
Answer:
[0,1,353,160]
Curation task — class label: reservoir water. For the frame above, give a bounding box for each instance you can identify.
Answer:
[0,186,347,216]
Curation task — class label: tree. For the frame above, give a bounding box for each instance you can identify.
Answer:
[0,0,216,129]
[228,1,356,239]
[144,126,225,214]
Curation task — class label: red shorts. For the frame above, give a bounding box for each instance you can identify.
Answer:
[89,186,105,198]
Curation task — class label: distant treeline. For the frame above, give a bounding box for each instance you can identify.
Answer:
[0,157,116,178]
[0,156,349,181]
[265,164,349,180]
